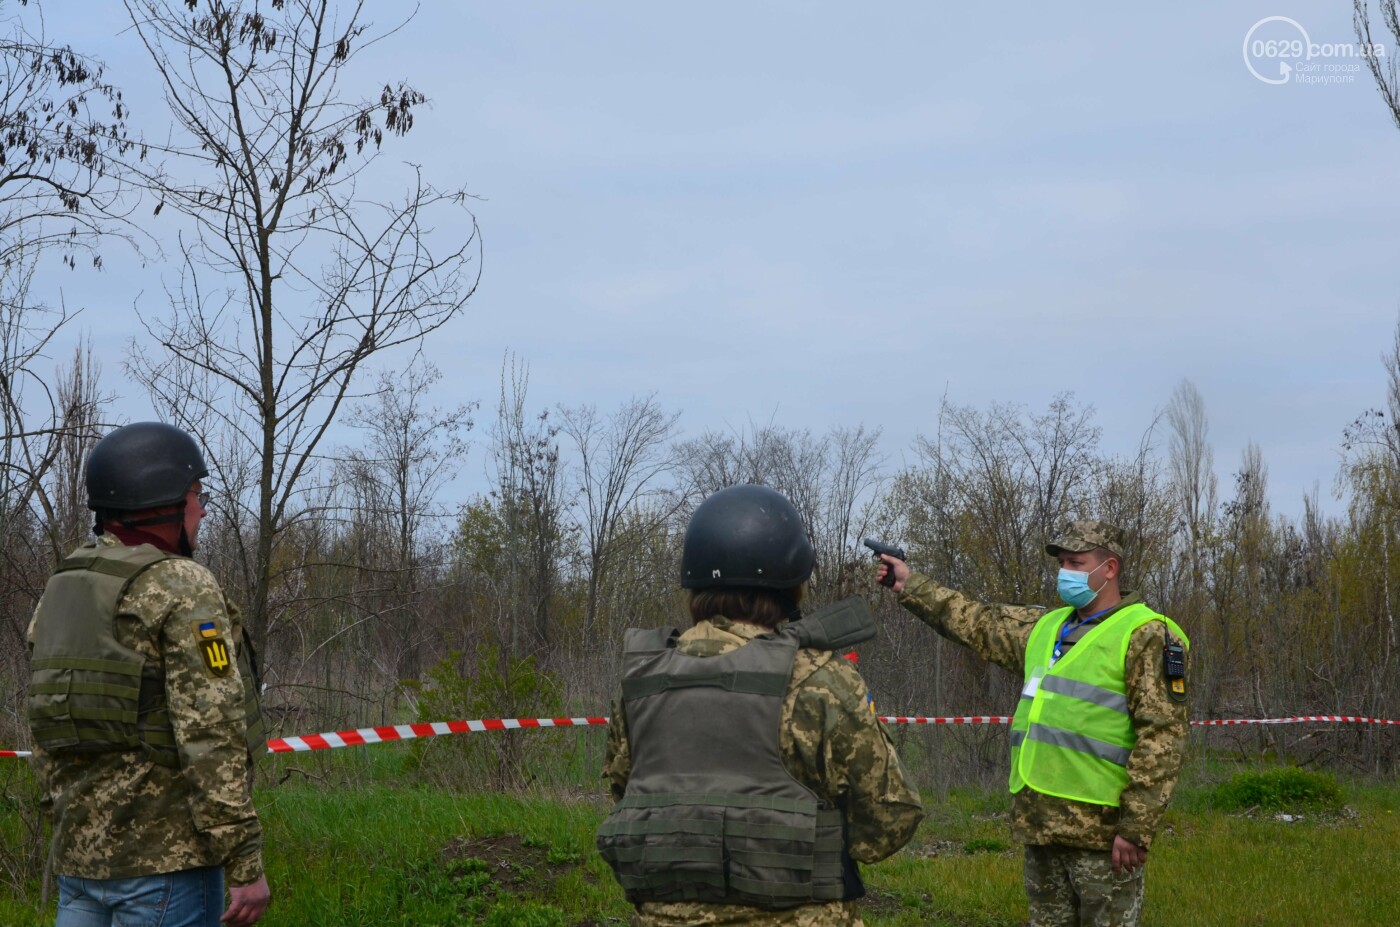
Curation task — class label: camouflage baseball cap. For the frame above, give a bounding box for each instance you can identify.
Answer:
[1045,519,1125,560]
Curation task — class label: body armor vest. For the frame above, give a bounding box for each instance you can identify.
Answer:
[597,597,876,909]
[28,542,264,766]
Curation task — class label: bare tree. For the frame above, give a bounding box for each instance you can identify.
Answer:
[1165,380,1217,585]
[0,259,109,571]
[1339,315,1400,738]
[0,259,68,508]
[38,342,107,557]
[334,362,473,678]
[910,393,1100,604]
[1217,444,1272,719]
[803,425,885,601]
[671,428,751,502]
[122,0,481,654]
[0,265,107,767]
[1353,10,1400,713]
[489,356,568,658]
[344,364,474,576]
[1355,0,1400,130]
[1,0,142,270]
[558,394,679,633]
[1089,436,1174,597]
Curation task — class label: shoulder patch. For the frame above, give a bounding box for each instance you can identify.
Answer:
[199,637,233,677]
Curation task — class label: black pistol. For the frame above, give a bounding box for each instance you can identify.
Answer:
[862,538,906,588]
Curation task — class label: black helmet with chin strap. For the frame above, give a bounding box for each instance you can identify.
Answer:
[87,422,208,512]
[86,423,207,547]
[680,484,814,592]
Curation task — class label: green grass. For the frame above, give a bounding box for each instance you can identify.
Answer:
[863,783,1400,926]
[1145,791,1400,926]
[3,757,1399,926]
[248,786,628,926]
[1207,766,1343,813]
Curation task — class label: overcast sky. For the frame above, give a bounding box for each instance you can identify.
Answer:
[32,2,1400,520]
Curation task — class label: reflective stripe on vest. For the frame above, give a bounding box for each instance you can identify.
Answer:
[596,625,853,909]
[1008,602,1189,806]
[28,542,263,764]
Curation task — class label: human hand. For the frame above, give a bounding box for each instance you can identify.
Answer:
[222,875,270,926]
[876,555,910,593]
[1111,835,1147,873]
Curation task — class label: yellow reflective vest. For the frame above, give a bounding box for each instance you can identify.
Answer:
[1009,602,1188,806]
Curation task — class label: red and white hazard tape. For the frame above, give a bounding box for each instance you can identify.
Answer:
[881,715,1400,728]
[267,716,1017,753]
[2,714,1397,758]
[1190,715,1400,727]
[879,715,1013,725]
[266,716,610,753]
[264,713,1400,753]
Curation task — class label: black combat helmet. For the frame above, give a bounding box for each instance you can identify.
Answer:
[680,484,815,590]
[86,422,208,512]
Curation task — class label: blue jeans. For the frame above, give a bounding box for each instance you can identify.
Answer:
[56,867,224,927]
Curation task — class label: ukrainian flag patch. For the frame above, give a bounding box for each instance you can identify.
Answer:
[192,620,220,640]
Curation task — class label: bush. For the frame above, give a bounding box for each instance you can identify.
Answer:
[1210,767,1342,813]
[0,761,48,895]
[405,643,571,790]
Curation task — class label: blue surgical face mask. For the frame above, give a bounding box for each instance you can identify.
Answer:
[1057,559,1109,609]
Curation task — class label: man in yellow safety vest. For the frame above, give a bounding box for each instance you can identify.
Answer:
[875,520,1189,927]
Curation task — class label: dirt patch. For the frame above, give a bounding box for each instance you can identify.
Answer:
[860,888,908,915]
[911,838,963,858]
[441,833,585,896]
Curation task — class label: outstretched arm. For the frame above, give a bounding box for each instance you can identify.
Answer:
[881,559,1041,674]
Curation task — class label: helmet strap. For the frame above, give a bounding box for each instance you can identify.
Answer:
[117,512,184,529]
[775,590,803,623]
[117,499,193,555]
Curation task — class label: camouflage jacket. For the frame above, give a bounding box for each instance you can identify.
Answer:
[897,573,1188,851]
[28,534,264,883]
[603,615,924,927]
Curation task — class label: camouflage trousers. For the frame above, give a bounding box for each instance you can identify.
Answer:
[1023,844,1144,927]
[634,899,863,927]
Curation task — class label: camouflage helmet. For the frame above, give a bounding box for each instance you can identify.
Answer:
[86,422,208,512]
[680,484,814,591]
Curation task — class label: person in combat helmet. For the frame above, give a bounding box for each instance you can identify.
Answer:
[27,422,270,927]
[597,484,923,927]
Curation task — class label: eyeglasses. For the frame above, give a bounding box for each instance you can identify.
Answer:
[196,491,212,508]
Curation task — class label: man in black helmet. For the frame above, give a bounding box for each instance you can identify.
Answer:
[597,484,923,927]
[27,422,270,927]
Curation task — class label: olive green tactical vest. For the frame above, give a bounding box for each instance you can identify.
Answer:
[1009,602,1189,806]
[28,542,265,766]
[597,596,876,909]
